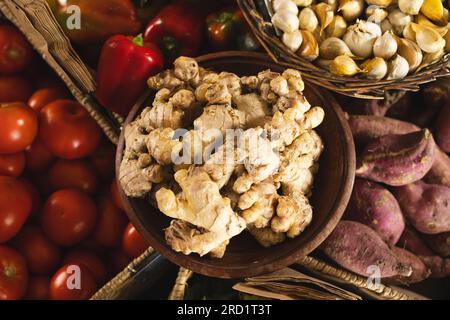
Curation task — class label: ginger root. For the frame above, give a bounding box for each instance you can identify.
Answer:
[233,128,280,194]
[120,57,326,256]
[156,167,246,256]
[238,179,278,228]
[272,193,313,238]
[247,225,286,248]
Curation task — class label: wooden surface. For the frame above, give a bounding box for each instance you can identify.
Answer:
[116,51,356,279]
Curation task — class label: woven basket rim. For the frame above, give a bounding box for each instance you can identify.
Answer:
[238,0,450,99]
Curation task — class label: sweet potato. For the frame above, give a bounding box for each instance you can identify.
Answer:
[320,221,412,278]
[422,232,450,258]
[420,256,450,278]
[434,103,450,153]
[424,148,450,187]
[348,115,419,149]
[386,247,430,284]
[348,115,450,187]
[397,227,435,257]
[394,181,450,235]
[355,129,435,186]
[344,178,404,245]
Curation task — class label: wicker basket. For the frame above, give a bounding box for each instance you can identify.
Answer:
[237,0,450,99]
[0,0,426,301]
[166,256,427,300]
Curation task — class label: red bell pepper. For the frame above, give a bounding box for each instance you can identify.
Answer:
[52,0,142,46]
[95,34,164,117]
[143,0,205,62]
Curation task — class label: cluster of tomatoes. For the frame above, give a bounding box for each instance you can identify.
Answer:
[0,24,149,300]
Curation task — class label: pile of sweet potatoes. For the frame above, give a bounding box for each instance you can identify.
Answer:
[320,83,450,285]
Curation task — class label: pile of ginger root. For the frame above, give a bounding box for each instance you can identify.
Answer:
[119,56,325,258]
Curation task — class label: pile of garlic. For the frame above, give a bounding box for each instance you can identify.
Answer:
[271,0,450,80]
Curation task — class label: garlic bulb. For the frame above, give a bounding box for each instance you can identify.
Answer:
[396,38,423,71]
[312,27,326,44]
[339,0,364,22]
[366,0,392,6]
[420,0,446,24]
[402,23,416,41]
[412,23,446,53]
[416,14,448,36]
[315,3,334,33]
[316,58,334,70]
[366,5,388,23]
[299,7,319,32]
[381,18,393,33]
[445,26,450,51]
[417,48,444,71]
[298,30,320,60]
[320,37,354,59]
[325,16,348,38]
[388,9,412,35]
[323,0,339,12]
[361,57,388,79]
[330,55,361,76]
[343,20,382,58]
[398,0,424,15]
[272,0,299,15]
[373,31,398,60]
[272,9,300,33]
[283,30,304,51]
[387,54,410,79]
[292,0,313,6]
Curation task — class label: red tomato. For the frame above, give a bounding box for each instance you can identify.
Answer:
[49,264,97,300]
[48,159,99,194]
[0,76,34,103]
[0,102,38,154]
[25,137,55,172]
[0,245,28,300]
[122,223,149,259]
[14,226,60,275]
[27,87,69,112]
[111,179,126,211]
[39,100,101,159]
[25,276,50,300]
[42,188,97,246]
[92,196,128,248]
[0,152,25,177]
[19,178,42,219]
[0,25,33,75]
[0,176,32,243]
[63,250,107,285]
[89,140,116,180]
[108,250,130,276]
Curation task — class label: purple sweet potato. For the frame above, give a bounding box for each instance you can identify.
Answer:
[394,181,450,235]
[355,129,435,186]
[348,115,419,149]
[320,221,412,278]
[348,115,450,188]
[344,178,404,245]
[386,247,430,284]
[422,232,450,258]
[424,148,450,187]
[434,103,450,153]
[420,256,450,278]
[397,227,435,257]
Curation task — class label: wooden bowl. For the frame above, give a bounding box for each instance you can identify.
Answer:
[116,51,355,279]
